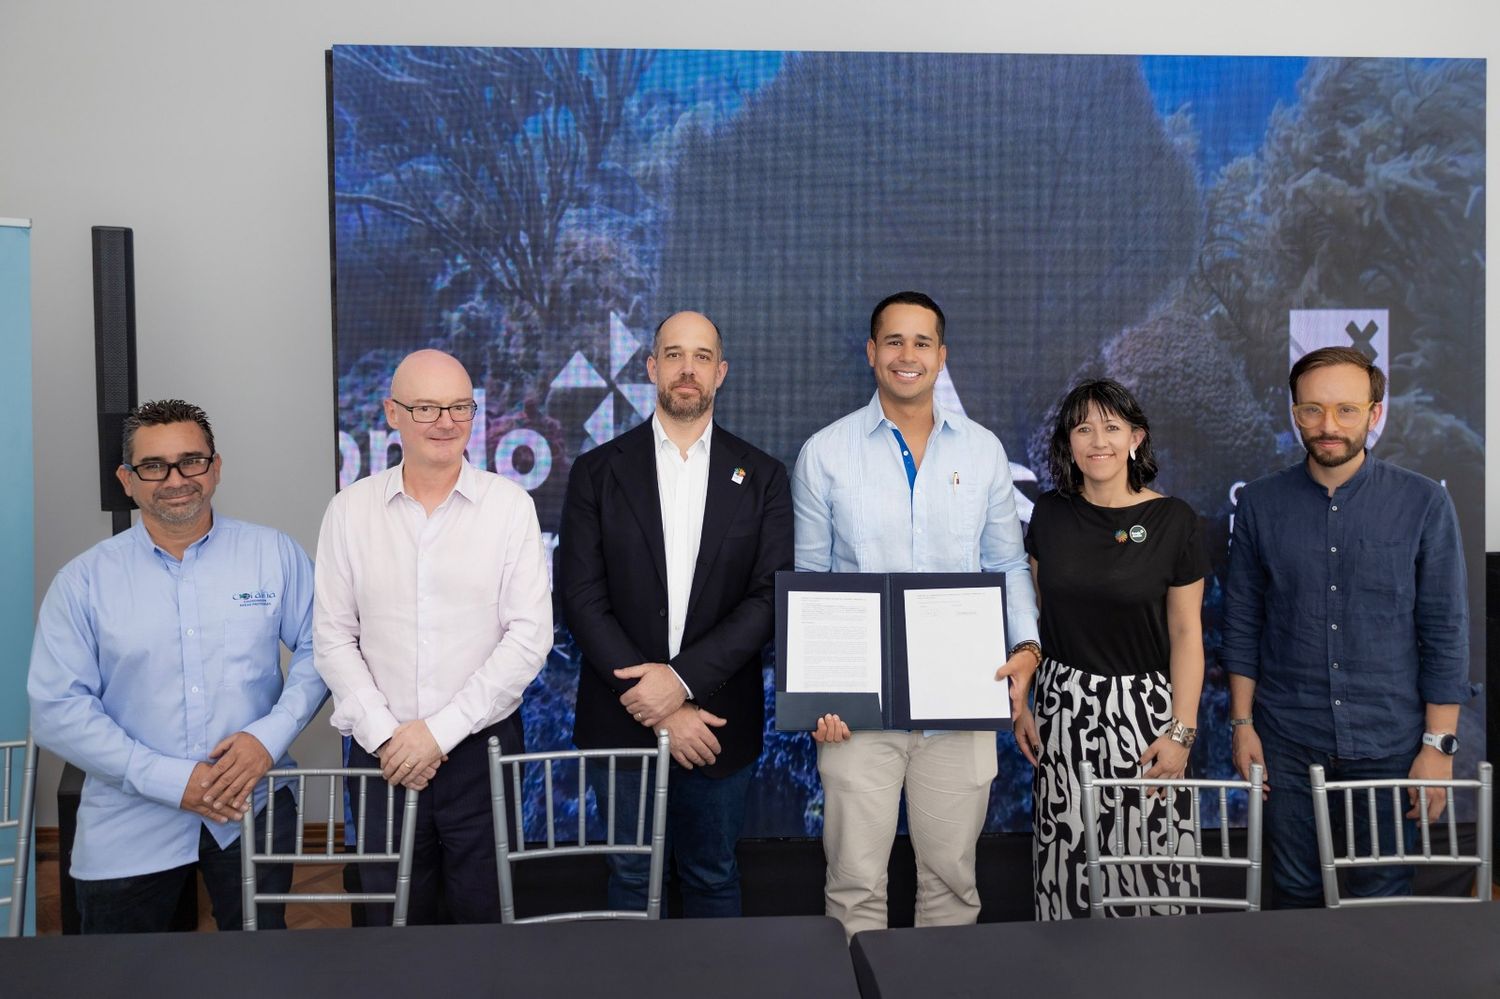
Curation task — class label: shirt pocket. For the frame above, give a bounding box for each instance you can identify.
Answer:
[1353,539,1416,607]
[220,616,282,690]
[945,481,979,567]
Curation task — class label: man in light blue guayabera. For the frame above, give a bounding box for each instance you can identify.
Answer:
[30,399,326,933]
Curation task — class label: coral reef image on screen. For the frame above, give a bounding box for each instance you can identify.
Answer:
[329,48,1485,838]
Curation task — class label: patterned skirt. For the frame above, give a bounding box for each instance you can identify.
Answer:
[1031,657,1199,919]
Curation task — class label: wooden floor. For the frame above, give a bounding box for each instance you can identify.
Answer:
[33,857,353,933]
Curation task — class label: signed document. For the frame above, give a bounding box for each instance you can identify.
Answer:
[903,587,1009,720]
[785,590,882,702]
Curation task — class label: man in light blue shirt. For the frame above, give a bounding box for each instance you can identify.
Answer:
[29,400,326,933]
[793,291,1041,936]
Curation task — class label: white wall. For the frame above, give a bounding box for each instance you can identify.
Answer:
[2,0,1495,825]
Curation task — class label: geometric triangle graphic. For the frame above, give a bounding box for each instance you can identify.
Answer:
[609,311,641,379]
[617,383,656,420]
[551,350,608,391]
[583,392,615,450]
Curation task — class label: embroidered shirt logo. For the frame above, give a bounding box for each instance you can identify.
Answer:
[233,590,277,607]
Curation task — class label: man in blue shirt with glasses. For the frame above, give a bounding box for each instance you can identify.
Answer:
[30,399,326,932]
[793,291,1041,936]
[1223,347,1472,907]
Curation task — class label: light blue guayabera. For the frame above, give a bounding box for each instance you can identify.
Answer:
[0,221,33,933]
[28,517,326,881]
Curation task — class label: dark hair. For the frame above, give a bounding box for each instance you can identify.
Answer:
[1047,379,1158,495]
[652,311,724,358]
[122,399,216,465]
[870,291,945,345]
[1288,346,1385,403]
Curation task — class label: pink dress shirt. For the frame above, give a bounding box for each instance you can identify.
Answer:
[313,461,553,754]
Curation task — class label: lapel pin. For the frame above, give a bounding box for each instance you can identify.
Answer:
[732,466,746,485]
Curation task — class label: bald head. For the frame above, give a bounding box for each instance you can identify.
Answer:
[652,311,723,359]
[390,349,473,401]
[384,349,475,472]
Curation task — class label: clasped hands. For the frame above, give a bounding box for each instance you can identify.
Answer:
[180,730,274,823]
[616,662,725,770]
[376,720,447,789]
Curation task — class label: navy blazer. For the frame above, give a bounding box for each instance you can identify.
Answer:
[558,419,793,776]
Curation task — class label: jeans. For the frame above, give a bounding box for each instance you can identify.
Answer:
[75,786,297,933]
[1258,723,1417,908]
[585,759,755,918]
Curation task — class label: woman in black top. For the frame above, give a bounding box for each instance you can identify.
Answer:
[1018,379,1208,919]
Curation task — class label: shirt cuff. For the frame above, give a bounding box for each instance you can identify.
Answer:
[1419,677,1480,705]
[425,703,474,757]
[668,665,693,701]
[1221,658,1260,682]
[352,706,403,756]
[129,752,200,810]
[241,713,297,764]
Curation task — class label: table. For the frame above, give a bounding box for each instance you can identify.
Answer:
[2,915,859,999]
[851,903,1500,998]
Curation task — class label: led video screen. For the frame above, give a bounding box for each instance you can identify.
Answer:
[329,48,1486,836]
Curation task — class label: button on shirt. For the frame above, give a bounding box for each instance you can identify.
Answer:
[313,461,554,755]
[792,391,1039,644]
[653,414,712,695]
[1221,455,1472,759]
[28,517,325,880]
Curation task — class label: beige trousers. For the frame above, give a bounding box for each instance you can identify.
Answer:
[818,729,998,937]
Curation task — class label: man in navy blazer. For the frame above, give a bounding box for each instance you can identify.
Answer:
[559,310,793,917]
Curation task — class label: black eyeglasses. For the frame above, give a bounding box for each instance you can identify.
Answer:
[124,454,216,481]
[390,399,479,423]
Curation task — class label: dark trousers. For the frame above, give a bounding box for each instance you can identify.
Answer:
[75,786,297,933]
[348,714,523,925]
[1259,724,1418,908]
[586,759,755,918]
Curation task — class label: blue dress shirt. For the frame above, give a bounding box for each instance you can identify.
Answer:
[29,516,326,879]
[1221,455,1472,759]
[792,392,1039,647]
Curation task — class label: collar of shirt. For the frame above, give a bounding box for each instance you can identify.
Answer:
[651,412,714,462]
[858,390,964,440]
[381,459,480,511]
[1297,448,1374,501]
[132,515,219,565]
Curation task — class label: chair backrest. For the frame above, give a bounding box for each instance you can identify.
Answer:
[1310,761,1493,908]
[1080,761,1264,916]
[488,732,670,923]
[0,736,37,937]
[239,767,420,929]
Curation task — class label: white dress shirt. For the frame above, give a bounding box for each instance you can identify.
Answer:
[652,414,713,694]
[313,461,553,755]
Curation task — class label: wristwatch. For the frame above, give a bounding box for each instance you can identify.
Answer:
[1164,718,1197,748]
[1422,732,1460,755]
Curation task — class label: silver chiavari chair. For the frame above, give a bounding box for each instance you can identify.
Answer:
[1,735,38,937]
[1080,761,1264,915]
[488,732,670,923]
[239,768,420,929]
[1310,761,1492,907]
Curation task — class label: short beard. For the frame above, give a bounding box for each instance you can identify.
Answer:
[140,487,205,524]
[659,381,713,422]
[1302,430,1365,468]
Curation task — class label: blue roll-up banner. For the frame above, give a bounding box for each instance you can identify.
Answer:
[1,217,34,934]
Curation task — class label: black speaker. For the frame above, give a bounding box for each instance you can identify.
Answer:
[92,226,138,525]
